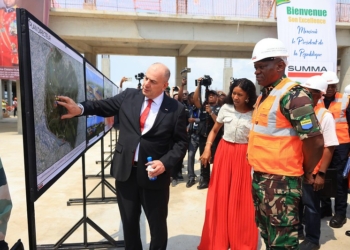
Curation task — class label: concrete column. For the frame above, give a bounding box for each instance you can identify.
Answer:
[7,81,12,111]
[101,54,110,79]
[223,67,233,93]
[175,56,187,90]
[223,59,233,93]
[84,52,97,67]
[340,47,350,93]
[16,80,22,134]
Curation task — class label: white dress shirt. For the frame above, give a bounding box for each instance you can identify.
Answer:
[134,92,164,161]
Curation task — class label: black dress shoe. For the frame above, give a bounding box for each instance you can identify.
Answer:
[186,178,195,188]
[299,239,320,250]
[330,214,346,228]
[197,182,208,190]
[346,230,350,236]
[0,240,9,250]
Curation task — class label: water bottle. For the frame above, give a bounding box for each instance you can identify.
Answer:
[147,156,157,181]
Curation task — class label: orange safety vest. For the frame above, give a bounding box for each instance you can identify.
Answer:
[248,78,303,176]
[312,106,331,174]
[318,92,350,144]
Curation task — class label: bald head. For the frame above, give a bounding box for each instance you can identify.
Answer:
[151,63,171,82]
[142,63,170,99]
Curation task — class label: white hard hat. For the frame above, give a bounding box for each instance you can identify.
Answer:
[251,38,289,63]
[300,75,328,94]
[344,85,350,95]
[321,71,339,84]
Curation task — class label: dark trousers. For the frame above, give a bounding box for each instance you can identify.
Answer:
[116,168,169,250]
[198,136,218,183]
[171,160,182,180]
[321,143,350,216]
[187,133,199,179]
[299,183,321,245]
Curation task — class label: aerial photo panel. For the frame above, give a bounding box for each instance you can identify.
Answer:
[103,77,115,132]
[85,62,105,146]
[28,17,86,190]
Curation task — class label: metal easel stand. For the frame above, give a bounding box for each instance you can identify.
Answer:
[37,155,124,249]
[67,130,117,205]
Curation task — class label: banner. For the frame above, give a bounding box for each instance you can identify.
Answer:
[0,0,50,80]
[276,0,337,83]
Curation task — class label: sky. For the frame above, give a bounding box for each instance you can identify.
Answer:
[97,55,257,95]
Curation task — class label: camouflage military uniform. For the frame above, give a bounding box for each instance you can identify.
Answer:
[0,158,12,246]
[252,77,322,249]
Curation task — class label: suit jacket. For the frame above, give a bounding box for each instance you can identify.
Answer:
[81,89,188,189]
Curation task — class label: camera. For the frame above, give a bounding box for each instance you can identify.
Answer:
[135,72,145,89]
[180,67,191,74]
[135,72,145,80]
[172,86,179,92]
[195,75,212,87]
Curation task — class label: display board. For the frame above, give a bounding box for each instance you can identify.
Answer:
[17,9,86,201]
[103,76,115,132]
[85,61,105,147]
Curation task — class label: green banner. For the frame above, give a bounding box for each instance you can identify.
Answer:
[277,0,291,6]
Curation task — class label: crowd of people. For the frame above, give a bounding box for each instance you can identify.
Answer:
[54,37,350,250]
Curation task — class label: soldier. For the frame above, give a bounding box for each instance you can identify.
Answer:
[248,38,324,249]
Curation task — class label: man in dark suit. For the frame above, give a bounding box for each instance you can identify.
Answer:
[57,63,188,250]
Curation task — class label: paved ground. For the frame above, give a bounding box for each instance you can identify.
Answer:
[0,117,350,249]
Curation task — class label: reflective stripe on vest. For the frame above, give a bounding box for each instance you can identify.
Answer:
[248,78,303,176]
[318,92,350,144]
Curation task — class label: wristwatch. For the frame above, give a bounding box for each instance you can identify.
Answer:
[317,171,326,178]
[210,111,214,115]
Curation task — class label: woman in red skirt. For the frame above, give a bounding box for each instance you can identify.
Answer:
[198,78,258,250]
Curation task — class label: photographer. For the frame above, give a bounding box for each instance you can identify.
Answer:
[177,77,189,105]
[171,82,190,186]
[193,77,222,189]
[186,92,200,188]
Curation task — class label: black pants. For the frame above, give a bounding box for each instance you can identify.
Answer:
[116,168,169,250]
[321,143,350,216]
[198,136,219,183]
[171,160,182,180]
[299,183,321,245]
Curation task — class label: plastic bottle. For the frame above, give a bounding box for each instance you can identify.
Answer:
[147,156,157,181]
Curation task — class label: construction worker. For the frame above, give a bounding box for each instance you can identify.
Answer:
[298,76,339,250]
[319,71,350,228]
[248,38,324,249]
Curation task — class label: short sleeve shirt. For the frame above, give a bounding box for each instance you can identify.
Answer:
[216,104,252,144]
[320,112,339,147]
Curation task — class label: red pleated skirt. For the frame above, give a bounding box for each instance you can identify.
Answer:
[198,139,258,250]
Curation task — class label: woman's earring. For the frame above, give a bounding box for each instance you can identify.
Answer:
[245,99,249,103]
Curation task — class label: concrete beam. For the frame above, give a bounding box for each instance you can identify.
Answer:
[87,45,252,59]
[68,41,93,54]
[48,10,350,56]
[48,16,278,45]
[179,44,196,56]
[94,46,178,57]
